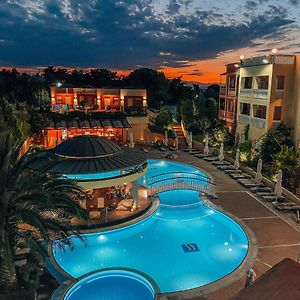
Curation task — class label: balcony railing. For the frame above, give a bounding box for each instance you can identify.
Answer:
[253,89,269,99]
[240,89,269,100]
[251,117,266,129]
[275,90,284,99]
[240,89,252,98]
[237,114,250,125]
[218,109,226,119]
[220,87,226,96]
[228,88,237,97]
[226,111,234,120]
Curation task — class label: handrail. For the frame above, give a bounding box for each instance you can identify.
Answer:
[146,171,210,183]
[148,173,215,199]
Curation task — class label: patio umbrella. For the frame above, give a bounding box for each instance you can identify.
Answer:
[188,132,193,149]
[175,137,179,150]
[129,132,134,148]
[165,130,168,146]
[219,143,224,162]
[255,159,263,185]
[203,135,209,155]
[234,149,240,170]
[274,169,283,201]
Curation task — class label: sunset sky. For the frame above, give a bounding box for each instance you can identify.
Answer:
[0,0,299,83]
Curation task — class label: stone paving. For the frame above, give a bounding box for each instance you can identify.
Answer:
[147,149,300,300]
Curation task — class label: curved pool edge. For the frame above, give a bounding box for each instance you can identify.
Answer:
[48,160,257,299]
[47,197,160,282]
[52,268,160,300]
[156,195,258,299]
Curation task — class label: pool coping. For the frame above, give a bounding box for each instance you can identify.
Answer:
[155,195,258,299]
[48,159,257,300]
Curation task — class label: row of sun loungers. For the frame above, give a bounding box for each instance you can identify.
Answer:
[186,148,300,221]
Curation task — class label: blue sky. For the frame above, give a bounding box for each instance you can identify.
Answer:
[0,0,299,82]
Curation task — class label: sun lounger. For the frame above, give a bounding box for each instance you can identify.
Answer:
[195,153,209,159]
[273,202,300,211]
[189,150,202,155]
[184,148,197,152]
[168,146,177,151]
[203,156,219,162]
[237,179,257,188]
[218,165,236,170]
[250,186,271,193]
[212,161,230,166]
[256,191,275,196]
[230,173,251,180]
[224,169,242,174]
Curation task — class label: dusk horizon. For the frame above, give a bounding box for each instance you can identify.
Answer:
[1,0,300,83]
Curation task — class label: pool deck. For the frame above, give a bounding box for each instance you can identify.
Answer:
[146,150,300,300]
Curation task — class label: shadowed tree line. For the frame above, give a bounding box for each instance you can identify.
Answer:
[0,67,219,110]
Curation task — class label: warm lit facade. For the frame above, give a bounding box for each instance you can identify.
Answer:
[218,63,240,134]
[41,87,150,149]
[235,54,300,146]
[50,87,147,112]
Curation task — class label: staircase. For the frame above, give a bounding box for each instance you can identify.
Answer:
[172,124,187,150]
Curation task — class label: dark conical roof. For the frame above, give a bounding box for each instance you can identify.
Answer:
[54,135,122,158]
[28,135,147,175]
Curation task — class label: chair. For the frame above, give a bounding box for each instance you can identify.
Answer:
[89,210,101,219]
[97,197,105,209]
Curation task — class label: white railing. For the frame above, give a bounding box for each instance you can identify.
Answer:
[240,89,269,99]
[240,89,252,98]
[253,89,268,99]
[251,117,266,129]
[238,114,250,125]
[147,172,216,199]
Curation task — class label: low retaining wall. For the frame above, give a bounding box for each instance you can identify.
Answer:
[192,140,300,206]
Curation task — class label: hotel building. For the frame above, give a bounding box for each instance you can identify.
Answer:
[218,63,240,134]
[222,54,300,147]
[43,87,149,148]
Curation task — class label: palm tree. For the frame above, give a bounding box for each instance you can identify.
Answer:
[0,99,89,295]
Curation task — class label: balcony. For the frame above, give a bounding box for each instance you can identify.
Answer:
[226,111,234,120]
[251,117,266,129]
[275,90,284,99]
[228,88,237,97]
[237,114,250,125]
[220,87,226,96]
[240,89,252,98]
[240,89,269,100]
[253,89,268,99]
[218,109,226,120]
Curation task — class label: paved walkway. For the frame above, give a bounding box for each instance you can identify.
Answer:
[147,150,300,300]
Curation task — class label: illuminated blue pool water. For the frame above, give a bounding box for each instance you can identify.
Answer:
[52,160,248,295]
[63,270,155,300]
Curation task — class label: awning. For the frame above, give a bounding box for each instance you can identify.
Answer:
[111,119,124,128]
[90,119,102,128]
[121,119,131,128]
[55,120,67,129]
[67,120,79,129]
[79,120,90,129]
[101,119,113,128]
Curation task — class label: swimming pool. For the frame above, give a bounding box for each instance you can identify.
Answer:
[62,270,155,300]
[51,160,249,295]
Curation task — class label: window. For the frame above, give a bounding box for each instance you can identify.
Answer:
[228,100,234,112]
[276,76,285,90]
[240,103,251,115]
[229,76,236,88]
[257,76,269,89]
[113,97,119,106]
[273,106,282,121]
[243,77,252,89]
[253,105,267,119]
[219,98,225,110]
